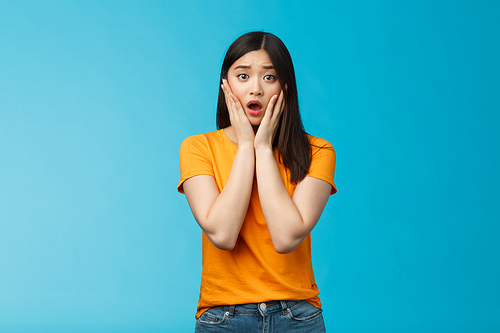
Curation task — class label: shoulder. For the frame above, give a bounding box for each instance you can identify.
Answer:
[306,134,335,154]
[180,130,224,150]
[305,134,337,194]
[181,129,222,144]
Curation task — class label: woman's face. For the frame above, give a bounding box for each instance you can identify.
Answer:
[226,49,282,126]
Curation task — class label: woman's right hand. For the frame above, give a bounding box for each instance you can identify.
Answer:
[222,79,255,146]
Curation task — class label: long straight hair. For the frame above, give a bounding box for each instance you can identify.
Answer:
[216,32,311,183]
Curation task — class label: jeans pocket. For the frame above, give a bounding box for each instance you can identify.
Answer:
[286,301,323,322]
[196,307,229,327]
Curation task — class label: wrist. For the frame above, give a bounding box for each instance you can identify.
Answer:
[237,142,255,150]
[254,145,274,155]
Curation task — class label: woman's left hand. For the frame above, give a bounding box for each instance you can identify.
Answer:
[254,90,284,150]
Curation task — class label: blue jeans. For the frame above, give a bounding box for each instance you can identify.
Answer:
[195,300,326,332]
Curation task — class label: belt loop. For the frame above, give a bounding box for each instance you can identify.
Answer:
[280,301,289,314]
[228,305,236,317]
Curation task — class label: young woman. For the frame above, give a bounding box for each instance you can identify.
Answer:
[178,31,337,332]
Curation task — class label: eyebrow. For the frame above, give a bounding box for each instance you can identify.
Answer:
[233,65,275,70]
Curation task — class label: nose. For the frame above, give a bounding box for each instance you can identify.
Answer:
[250,78,263,96]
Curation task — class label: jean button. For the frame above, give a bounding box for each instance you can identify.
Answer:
[259,303,266,311]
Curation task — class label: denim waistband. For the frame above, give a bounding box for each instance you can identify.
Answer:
[218,300,305,317]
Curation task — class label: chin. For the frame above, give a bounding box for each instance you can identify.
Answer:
[249,119,263,126]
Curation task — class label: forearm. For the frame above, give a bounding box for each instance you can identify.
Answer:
[203,143,255,249]
[255,147,306,253]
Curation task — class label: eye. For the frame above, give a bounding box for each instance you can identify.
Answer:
[264,75,276,81]
[237,74,249,80]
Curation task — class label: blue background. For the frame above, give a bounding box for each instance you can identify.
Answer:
[1,0,499,332]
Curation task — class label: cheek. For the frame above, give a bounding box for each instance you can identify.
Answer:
[265,88,282,107]
[227,80,245,99]
[270,84,281,97]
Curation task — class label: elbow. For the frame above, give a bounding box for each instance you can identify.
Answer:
[274,244,298,254]
[214,240,236,251]
[272,237,301,254]
[268,223,306,253]
[207,232,238,251]
[198,217,239,251]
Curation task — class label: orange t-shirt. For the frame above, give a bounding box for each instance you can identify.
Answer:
[178,129,336,318]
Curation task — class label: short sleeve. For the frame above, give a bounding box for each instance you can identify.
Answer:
[177,135,214,194]
[307,137,337,195]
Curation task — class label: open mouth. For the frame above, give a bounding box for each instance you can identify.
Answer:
[246,100,263,116]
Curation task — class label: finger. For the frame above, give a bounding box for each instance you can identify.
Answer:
[223,79,237,107]
[230,93,246,118]
[223,79,249,126]
[223,79,235,96]
[260,94,278,126]
[228,94,248,127]
[264,94,279,118]
[224,91,238,125]
[222,82,231,105]
[223,84,238,119]
[222,80,234,103]
[272,90,285,122]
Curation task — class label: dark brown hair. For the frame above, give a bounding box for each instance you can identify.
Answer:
[216,31,311,183]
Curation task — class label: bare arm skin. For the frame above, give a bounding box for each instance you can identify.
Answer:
[183,82,333,253]
[255,148,332,253]
[254,91,333,253]
[182,81,255,250]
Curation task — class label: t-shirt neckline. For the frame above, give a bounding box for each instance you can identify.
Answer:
[220,128,238,148]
